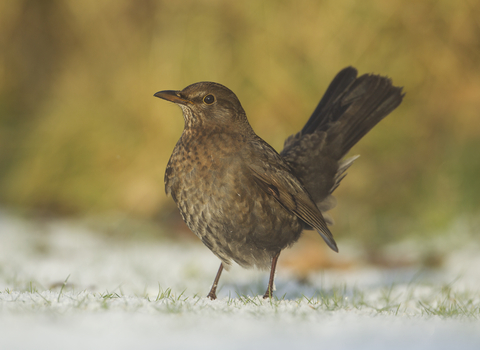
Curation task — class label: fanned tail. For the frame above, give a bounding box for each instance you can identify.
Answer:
[281,66,404,206]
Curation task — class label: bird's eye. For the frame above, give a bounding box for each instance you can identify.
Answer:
[203,94,215,105]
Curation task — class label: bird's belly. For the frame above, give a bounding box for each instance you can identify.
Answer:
[169,161,303,269]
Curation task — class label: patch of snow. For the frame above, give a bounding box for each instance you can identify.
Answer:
[0,211,479,350]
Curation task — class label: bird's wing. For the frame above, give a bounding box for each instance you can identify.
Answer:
[247,161,338,252]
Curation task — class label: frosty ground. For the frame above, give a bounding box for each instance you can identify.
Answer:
[0,212,479,350]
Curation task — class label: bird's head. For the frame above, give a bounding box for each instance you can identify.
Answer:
[154,82,252,132]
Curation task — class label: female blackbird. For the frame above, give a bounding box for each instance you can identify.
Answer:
[154,67,403,299]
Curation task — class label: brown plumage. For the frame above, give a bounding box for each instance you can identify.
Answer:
[154,67,404,299]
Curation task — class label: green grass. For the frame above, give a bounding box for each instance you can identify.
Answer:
[1,281,478,319]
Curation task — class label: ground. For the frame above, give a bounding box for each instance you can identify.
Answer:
[0,211,479,349]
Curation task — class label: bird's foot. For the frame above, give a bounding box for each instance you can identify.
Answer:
[206,291,217,300]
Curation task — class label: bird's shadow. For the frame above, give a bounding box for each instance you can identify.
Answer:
[213,267,441,301]
[215,276,325,301]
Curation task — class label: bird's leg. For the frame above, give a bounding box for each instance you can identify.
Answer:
[263,251,281,299]
[207,263,224,300]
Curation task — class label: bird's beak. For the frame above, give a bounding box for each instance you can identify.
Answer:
[154,90,190,105]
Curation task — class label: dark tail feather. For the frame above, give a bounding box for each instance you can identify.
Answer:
[302,67,404,159]
[330,74,404,158]
[281,67,403,205]
[301,67,358,135]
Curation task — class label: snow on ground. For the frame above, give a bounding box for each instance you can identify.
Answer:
[0,211,479,350]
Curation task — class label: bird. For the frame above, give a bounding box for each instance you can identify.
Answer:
[154,67,404,300]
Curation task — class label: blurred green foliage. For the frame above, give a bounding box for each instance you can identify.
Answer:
[0,0,479,246]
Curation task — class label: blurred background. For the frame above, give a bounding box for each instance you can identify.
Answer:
[0,0,479,269]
